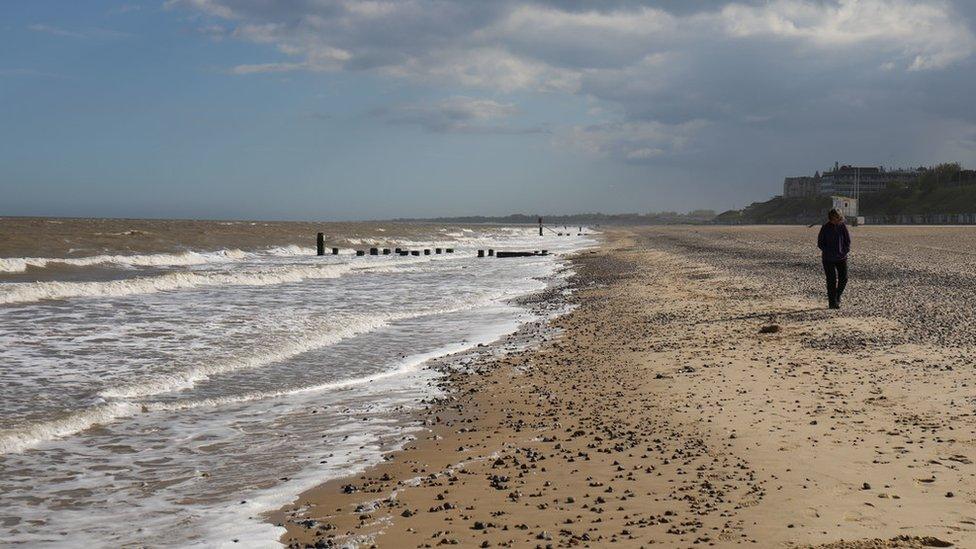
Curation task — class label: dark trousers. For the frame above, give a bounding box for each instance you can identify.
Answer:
[822,259,848,304]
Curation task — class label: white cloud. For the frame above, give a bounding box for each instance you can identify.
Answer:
[164,0,237,20]
[111,4,143,14]
[560,119,707,162]
[384,47,581,93]
[228,62,307,75]
[28,24,86,38]
[374,96,545,134]
[434,97,519,120]
[196,24,227,41]
[718,0,976,70]
[168,0,975,84]
[168,0,976,160]
[166,0,976,101]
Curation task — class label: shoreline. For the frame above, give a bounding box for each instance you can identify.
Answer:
[264,246,586,547]
[269,227,974,548]
[0,221,595,547]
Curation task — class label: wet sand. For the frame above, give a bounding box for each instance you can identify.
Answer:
[270,226,975,548]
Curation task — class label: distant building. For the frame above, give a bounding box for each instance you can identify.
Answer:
[819,162,919,196]
[784,162,920,198]
[783,173,821,197]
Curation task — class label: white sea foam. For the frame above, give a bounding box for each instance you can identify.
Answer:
[0,257,29,272]
[0,294,517,455]
[0,401,143,454]
[100,295,509,401]
[0,255,442,305]
[0,250,246,273]
[0,315,393,454]
[0,263,347,304]
[264,245,317,256]
[0,226,600,549]
[149,344,445,412]
[0,245,320,274]
[100,313,396,400]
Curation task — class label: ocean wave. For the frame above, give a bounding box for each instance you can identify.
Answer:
[99,295,507,400]
[0,294,516,455]
[99,312,396,399]
[0,246,319,274]
[0,312,396,454]
[0,255,442,305]
[0,262,351,305]
[0,249,242,273]
[148,347,437,413]
[0,401,143,455]
[264,245,317,256]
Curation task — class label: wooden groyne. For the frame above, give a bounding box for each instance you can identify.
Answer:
[316,239,550,259]
[496,250,549,258]
[316,220,577,257]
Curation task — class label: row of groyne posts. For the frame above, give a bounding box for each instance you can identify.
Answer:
[314,234,547,258]
[315,235,455,257]
[316,217,585,258]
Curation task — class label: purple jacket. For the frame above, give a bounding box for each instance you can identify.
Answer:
[818,222,851,261]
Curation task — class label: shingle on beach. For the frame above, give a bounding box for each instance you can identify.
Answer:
[270,226,976,548]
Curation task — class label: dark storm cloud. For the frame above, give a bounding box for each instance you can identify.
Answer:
[170,0,976,169]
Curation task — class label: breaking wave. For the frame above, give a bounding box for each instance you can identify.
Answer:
[0,401,143,455]
[0,245,318,274]
[98,295,507,400]
[0,249,246,273]
[0,293,514,455]
[0,256,439,305]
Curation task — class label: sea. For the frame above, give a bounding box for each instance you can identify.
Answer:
[0,217,595,547]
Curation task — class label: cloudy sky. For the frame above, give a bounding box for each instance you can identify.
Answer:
[3,1,976,220]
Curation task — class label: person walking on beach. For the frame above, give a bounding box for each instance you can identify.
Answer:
[817,209,851,309]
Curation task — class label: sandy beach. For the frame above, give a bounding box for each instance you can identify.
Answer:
[271,225,975,548]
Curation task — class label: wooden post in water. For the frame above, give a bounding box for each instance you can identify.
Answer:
[488,249,494,256]
[446,248,454,253]
[382,248,391,255]
[538,216,543,236]
[332,247,339,255]
[424,249,431,255]
[317,233,325,256]
[435,248,442,254]
[370,248,378,255]
[478,250,485,257]
[356,250,365,256]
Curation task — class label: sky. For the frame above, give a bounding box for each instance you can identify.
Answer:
[3,0,976,220]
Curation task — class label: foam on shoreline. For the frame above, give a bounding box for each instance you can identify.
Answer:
[0,224,598,548]
[0,254,453,305]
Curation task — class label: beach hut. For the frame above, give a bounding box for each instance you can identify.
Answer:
[831,195,862,224]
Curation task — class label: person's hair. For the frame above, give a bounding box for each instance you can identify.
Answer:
[828,209,843,220]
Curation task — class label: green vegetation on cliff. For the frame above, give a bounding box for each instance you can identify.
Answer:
[724,163,976,224]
